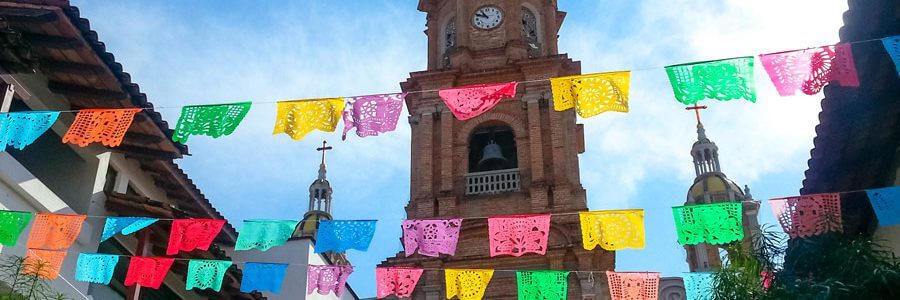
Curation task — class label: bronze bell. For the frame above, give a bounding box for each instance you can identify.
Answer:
[477,140,509,171]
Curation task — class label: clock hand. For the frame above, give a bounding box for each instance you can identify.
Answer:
[476,12,488,18]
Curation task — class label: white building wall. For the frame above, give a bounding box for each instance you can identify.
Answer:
[0,152,93,299]
[230,238,357,300]
[0,147,207,299]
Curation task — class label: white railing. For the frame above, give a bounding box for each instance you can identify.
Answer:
[465,168,521,195]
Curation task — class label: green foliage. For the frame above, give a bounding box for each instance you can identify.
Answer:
[712,226,900,299]
[0,256,68,300]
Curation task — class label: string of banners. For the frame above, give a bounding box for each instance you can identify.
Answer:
[0,185,896,299]
[1,36,899,152]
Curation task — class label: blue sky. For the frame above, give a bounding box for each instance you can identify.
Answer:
[71,0,847,297]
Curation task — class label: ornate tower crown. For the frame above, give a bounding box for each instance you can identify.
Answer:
[295,141,334,238]
[682,110,761,272]
[420,0,567,71]
[691,123,721,176]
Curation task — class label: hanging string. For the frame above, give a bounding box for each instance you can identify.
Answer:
[33,210,588,223]
[9,182,881,224]
[22,248,627,274]
[7,35,890,115]
[3,181,880,230]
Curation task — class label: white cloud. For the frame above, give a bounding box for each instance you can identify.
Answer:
[562,0,847,208]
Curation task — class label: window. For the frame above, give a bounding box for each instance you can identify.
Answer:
[468,126,518,172]
[442,17,456,68]
[521,7,540,57]
[444,17,457,52]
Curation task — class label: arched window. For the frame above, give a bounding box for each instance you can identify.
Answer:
[442,17,456,67]
[521,7,540,57]
[468,125,518,172]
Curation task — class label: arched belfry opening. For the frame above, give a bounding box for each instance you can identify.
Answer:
[468,125,518,172]
[521,6,541,57]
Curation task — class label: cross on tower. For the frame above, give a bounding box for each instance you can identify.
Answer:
[317,140,333,166]
[685,104,708,125]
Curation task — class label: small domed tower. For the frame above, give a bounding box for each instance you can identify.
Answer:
[292,141,348,265]
[684,121,761,272]
[295,161,333,236]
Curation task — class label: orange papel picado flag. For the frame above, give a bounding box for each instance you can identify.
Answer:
[23,249,67,280]
[26,213,86,250]
[550,71,630,118]
[62,108,142,147]
[273,98,345,141]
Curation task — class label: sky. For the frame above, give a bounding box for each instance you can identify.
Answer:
[71,0,848,297]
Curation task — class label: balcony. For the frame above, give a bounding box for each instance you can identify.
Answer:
[465,168,521,196]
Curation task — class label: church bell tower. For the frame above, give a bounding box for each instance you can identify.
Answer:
[682,108,761,272]
[380,1,615,299]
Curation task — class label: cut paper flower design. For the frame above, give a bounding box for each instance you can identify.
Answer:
[235,219,299,251]
[376,267,424,299]
[579,209,645,251]
[402,218,462,257]
[75,253,120,284]
[606,271,660,300]
[167,219,226,255]
[62,108,142,147]
[241,262,289,294]
[307,265,353,297]
[517,270,570,300]
[438,82,518,120]
[866,186,900,226]
[186,259,233,292]
[315,220,377,253]
[0,211,32,246]
[342,93,405,140]
[23,249,66,280]
[683,272,714,300]
[445,269,494,300]
[759,44,859,96]
[770,193,842,238]
[672,202,744,245]
[273,98,345,141]
[101,217,158,242]
[487,214,551,257]
[173,102,252,143]
[26,213,86,250]
[665,57,756,105]
[884,36,900,78]
[0,111,58,151]
[550,71,630,118]
[125,256,175,289]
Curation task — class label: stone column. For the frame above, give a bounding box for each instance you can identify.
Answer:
[440,110,454,193]
[419,110,435,198]
[524,95,544,182]
[547,102,566,184]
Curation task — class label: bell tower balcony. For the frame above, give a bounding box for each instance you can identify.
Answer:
[465,168,521,195]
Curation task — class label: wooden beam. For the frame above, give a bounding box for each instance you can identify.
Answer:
[152,176,182,191]
[122,131,164,145]
[47,81,126,101]
[20,32,80,49]
[115,144,181,160]
[39,60,105,76]
[0,7,57,24]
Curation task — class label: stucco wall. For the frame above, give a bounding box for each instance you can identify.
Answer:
[231,238,356,299]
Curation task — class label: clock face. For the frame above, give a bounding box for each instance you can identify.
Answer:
[472,6,503,30]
